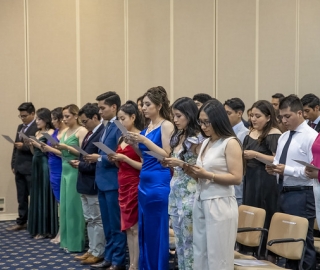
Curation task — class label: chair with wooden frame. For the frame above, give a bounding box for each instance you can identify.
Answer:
[235,205,268,260]
[234,212,308,270]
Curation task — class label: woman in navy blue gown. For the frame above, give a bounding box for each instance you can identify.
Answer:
[41,107,67,243]
[127,86,174,270]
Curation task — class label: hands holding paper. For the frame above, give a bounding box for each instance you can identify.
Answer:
[305,167,319,179]
[161,157,184,168]
[83,154,100,163]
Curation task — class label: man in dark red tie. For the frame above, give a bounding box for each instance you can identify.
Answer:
[7,102,37,231]
[301,93,320,133]
[69,103,105,266]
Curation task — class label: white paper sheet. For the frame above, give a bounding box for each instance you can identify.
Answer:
[70,144,89,156]
[145,150,165,161]
[1,134,15,144]
[41,132,59,145]
[18,132,30,141]
[114,120,128,136]
[293,159,320,170]
[234,259,268,266]
[93,142,116,155]
[29,136,44,145]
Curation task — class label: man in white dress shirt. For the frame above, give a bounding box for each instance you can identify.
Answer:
[266,95,318,270]
[301,93,320,133]
[224,98,249,205]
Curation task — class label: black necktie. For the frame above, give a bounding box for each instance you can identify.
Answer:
[278,131,296,190]
[310,122,316,129]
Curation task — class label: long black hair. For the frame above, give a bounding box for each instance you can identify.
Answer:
[199,99,245,173]
[36,108,54,130]
[199,99,236,139]
[170,97,200,161]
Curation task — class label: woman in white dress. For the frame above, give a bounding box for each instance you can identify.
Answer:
[184,99,244,270]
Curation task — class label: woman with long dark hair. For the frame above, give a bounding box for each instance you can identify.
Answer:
[28,108,58,239]
[162,97,204,270]
[108,101,143,270]
[243,100,281,230]
[126,86,174,270]
[41,107,67,244]
[184,99,243,270]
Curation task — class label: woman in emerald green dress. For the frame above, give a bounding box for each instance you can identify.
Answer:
[56,104,87,252]
[28,108,58,239]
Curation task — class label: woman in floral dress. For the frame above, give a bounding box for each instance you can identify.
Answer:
[162,97,204,270]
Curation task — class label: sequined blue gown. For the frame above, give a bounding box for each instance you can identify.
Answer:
[138,125,171,270]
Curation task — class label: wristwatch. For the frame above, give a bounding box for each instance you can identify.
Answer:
[97,155,102,162]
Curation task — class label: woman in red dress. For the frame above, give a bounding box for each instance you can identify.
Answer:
[108,101,144,270]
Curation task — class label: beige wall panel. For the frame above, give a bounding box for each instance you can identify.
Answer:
[128,0,170,101]
[0,0,26,217]
[28,0,77,109]
[79,0,125,105]
[216,0,256,108]
[174,0,214,100]
[298,0,320,97]
[259,0,296,100]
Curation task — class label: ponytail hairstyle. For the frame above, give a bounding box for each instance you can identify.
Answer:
[118,101,144,144]
[142,86,171,121]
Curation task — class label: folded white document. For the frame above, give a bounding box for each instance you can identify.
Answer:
[293,159,320,170]
[70,145,89,156]
[93,142,116,155]
[234,259,268,266]
[41,132,59,145]
[1,134,14,144]
[114,120,128,136]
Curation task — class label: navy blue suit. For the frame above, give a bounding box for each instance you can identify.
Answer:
[95,122,126,265]
[77,124,104,195]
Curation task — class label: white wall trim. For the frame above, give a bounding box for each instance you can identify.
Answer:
[124,0,129,100]
[295,0,300,95]
[76,0,81,106]
[24,0,30,101]
[170,0,174,102]
[214,0,218,99]
[255,0,259,101]
[0,213,18,221]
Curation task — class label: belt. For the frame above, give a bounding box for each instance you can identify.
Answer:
[282,186,313,192]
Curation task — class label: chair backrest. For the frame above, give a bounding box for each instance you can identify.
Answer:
[267,213,308,260]
[237,205,266,247]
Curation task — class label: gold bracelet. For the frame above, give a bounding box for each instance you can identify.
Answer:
[211,173,215,183]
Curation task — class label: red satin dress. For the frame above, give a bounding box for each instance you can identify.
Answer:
[116,144,140,231]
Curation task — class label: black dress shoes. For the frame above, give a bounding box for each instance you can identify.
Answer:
[107,265,126,270]
[90,260,111,269]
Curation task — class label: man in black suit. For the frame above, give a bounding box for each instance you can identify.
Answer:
[69,103,106,266]
[301,93,320,133]
[7,102,37,231]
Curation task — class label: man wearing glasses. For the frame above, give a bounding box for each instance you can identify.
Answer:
[7,102,37,231]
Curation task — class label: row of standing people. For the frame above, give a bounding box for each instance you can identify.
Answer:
[8,88,320,270]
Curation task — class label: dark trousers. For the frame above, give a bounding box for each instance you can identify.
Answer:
[98,189,127,265]
[15,172,31,225]
[279,189,316,270]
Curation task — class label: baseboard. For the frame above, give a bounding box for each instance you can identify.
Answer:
[0,213,18,221]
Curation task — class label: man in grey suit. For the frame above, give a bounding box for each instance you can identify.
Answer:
[224,98,249,205]
[7,102,37,231]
